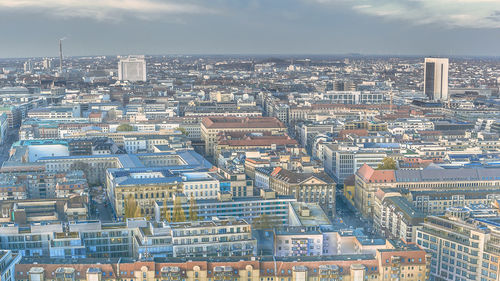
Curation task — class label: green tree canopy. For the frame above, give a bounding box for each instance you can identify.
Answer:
[189,195,198,221]
[376,157,398,170]
[117,123,134,132]
[172,195,186,222]
[177,127,189,136]
[70,161,91,182]
[124,194,142,218]
[163,197,172,222]
[252,214,274,230]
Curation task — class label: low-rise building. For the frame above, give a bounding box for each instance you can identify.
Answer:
[14,244,430,281]
[354,164,500,219]
[269,167,335,215]
[373,191,426,243]
[169,218,256,258]
[201,116,286,157]
[155,190,294,225]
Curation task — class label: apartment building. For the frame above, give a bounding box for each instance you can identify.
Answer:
[0,217,258,260]
[15,245,430,281]
[407,189,500,215]
[417,213,500,281]
[295,122,335,149]
[373,191,426,243]
[169,218,256,257]
[274,226,404,257]
[0,250,21,281]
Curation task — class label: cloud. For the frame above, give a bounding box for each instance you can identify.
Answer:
[306,0,500,28]
[0,0,215,21]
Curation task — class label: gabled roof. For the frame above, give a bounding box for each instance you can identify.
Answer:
[356,164,395,183]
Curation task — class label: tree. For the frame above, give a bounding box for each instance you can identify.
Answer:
[117,123,134,132]
[252,214,274,230]
[177,127,189,136]
[189,195,198,221]
[107,109,117,120]
[70,161,92,184]
[376,157,398,170]
[134,205,142,218]
[172,195,186,222]
[124,194,141,218]
[163,197,172,222]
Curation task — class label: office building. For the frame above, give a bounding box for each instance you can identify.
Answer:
[424,58,449,101]
[323,143,387,184]
[118,55,147,82]
[154,190,295,225]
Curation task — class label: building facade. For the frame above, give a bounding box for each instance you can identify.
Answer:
[417,214,500,281]
[424,58,449,101]
[118,55,147,82]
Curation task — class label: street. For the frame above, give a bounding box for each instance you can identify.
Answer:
[0,130,18,165]
[335,190,372,231]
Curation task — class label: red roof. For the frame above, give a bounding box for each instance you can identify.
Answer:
[356,164,395,183]
[202,117,285,129]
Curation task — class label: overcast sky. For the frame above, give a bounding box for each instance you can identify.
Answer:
[1,0,500,58]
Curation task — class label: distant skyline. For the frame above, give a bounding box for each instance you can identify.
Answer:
[1,0,500,58]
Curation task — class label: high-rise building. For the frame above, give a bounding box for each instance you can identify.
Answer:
[424,58,449,101]
[23,60,33,73]
[118,55,147,82]
[42,58,52,69]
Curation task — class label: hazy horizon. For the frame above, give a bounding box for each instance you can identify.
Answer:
[1,0,500,58]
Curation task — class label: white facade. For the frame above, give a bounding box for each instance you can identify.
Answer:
[0,250,21,281]
[323,91,384,104]
[254,170,270,189]
[323,144,386,184]
[170,218,256,257]
[181,172,219,199]
[424,58,449,101]
[118,55,147,82]
[275,232,323,257]
[0,113,8,145]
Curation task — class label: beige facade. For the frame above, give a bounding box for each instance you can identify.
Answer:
[17,247,430,281]
[201,117,286,157]
[269,168,335,215]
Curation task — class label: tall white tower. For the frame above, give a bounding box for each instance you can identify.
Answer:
[118,55,147,82]
[424,58,449,101]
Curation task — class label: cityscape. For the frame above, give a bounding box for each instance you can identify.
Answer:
[1,2,500,281]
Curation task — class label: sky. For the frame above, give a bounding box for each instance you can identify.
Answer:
[1,0,500,58]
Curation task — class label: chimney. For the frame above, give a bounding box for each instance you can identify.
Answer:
[59,39,63,74]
